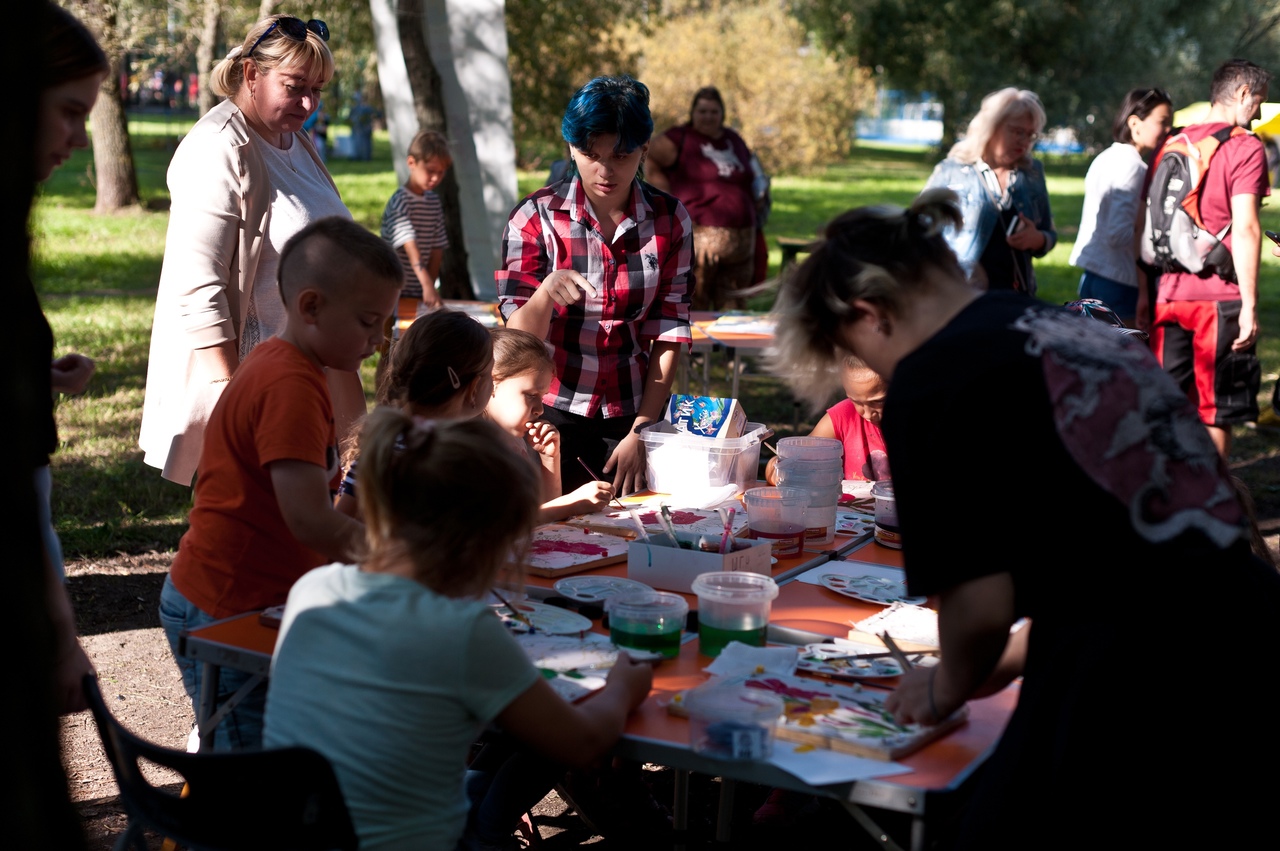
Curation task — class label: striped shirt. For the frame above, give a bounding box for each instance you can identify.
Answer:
[381,186,448,299]
[496,177,693,419]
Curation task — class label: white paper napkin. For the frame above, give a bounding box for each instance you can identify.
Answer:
[703,641,799,676]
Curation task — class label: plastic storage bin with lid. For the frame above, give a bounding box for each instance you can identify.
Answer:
[639,421,772,498]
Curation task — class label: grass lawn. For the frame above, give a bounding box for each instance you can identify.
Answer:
[36,121,1280,557]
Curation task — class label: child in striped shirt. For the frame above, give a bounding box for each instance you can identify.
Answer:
[381,129,451,317]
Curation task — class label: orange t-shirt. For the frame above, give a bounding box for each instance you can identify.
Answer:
[170,337,341,618]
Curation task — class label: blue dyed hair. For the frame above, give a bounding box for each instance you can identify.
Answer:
[561,75,654,154]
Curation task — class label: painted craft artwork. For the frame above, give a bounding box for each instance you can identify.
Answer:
[819,573,927,606]
[520,524,631,577]
[571,503,751,540]
[795,643,939,682]
[515,633,620,702]
[672,673,966,760]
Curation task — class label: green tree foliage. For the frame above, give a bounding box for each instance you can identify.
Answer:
[505,0,649,166]
[794,0,1280,149]
[632,1,871,173]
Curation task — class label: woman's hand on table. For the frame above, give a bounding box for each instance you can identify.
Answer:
[885,665,964,726]
[604,429,646,496]
[539,269,598,307]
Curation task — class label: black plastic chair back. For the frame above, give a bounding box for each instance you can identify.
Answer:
[83,674,359,850]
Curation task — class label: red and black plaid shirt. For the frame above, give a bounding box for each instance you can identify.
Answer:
[496,177,693,419]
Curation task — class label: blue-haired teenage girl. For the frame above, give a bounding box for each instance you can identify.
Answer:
[496,75,693,496]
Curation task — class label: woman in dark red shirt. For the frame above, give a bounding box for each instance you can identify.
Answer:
[648,86,761,310]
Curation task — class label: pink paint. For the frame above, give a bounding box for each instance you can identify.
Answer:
[637,510,706,525]
[530,539,611,557]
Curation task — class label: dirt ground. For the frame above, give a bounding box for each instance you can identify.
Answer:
[59,459,1280,849]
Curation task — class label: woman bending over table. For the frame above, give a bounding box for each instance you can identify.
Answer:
[497,75,693,495]
[140,14,366,485]
[770,189,1280,849]
[923,88,1055,294]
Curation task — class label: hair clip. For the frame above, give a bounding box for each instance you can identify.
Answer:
[447,366,461,390]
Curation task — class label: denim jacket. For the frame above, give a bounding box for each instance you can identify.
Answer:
[924,157,1056,296]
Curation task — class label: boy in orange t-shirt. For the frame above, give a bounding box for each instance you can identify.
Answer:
[159,217,403,750]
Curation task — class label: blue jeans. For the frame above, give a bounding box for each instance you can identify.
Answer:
[1078,271,1138,322]
[158,575,266,751]
[462,737,564,848]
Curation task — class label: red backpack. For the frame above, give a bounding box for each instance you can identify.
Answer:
[1141,125,1250,281]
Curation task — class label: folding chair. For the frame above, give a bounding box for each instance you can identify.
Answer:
[82,674,359,851]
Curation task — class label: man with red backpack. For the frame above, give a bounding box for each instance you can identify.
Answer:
[1147,59,1271,459]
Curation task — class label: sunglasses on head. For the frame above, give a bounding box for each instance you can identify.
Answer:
[247,16,330,59]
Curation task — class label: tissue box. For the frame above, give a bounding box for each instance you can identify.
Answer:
[667,395,747,440]
[627,539,773,593]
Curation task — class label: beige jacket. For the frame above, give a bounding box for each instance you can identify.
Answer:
[139,99,336,485]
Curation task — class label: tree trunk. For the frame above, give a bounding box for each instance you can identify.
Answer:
[196,0,222,117]
[86,4,141,213]
[258,0,278,19]
[396,0,472,299]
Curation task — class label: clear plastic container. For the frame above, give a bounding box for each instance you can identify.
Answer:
[607,592,688,659]
[743,486,810,558]
[640,421,772,495]
[872,479,901,549]
[776,436,843,461]
[691,571,780,657]
[684,683,784,760]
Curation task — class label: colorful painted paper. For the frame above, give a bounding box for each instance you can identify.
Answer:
[672,673,965,760]
[520,524,631,577]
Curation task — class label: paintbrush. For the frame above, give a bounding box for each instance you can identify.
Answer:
[657,504,682,548]
[762,440,779,456]
[491,588,535,634]
[816,649,938,663]
[879,631,914,671]
[627,509,651,542]
[718,506,735,554]
[576,456,626,510]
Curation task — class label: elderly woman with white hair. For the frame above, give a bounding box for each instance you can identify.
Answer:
[924,88,1056,295]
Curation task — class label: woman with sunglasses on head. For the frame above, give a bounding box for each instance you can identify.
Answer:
[923,88,1056,295]
[140,14,366,486]
[1069,88,1173,329]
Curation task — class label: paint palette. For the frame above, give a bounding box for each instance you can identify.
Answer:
[796,643,937,681]
[496,601,593,635]
[818,573,926,606]
[835,511,875,536]
[554,576,654,603]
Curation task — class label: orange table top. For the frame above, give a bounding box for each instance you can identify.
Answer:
[183,533,1013,804]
